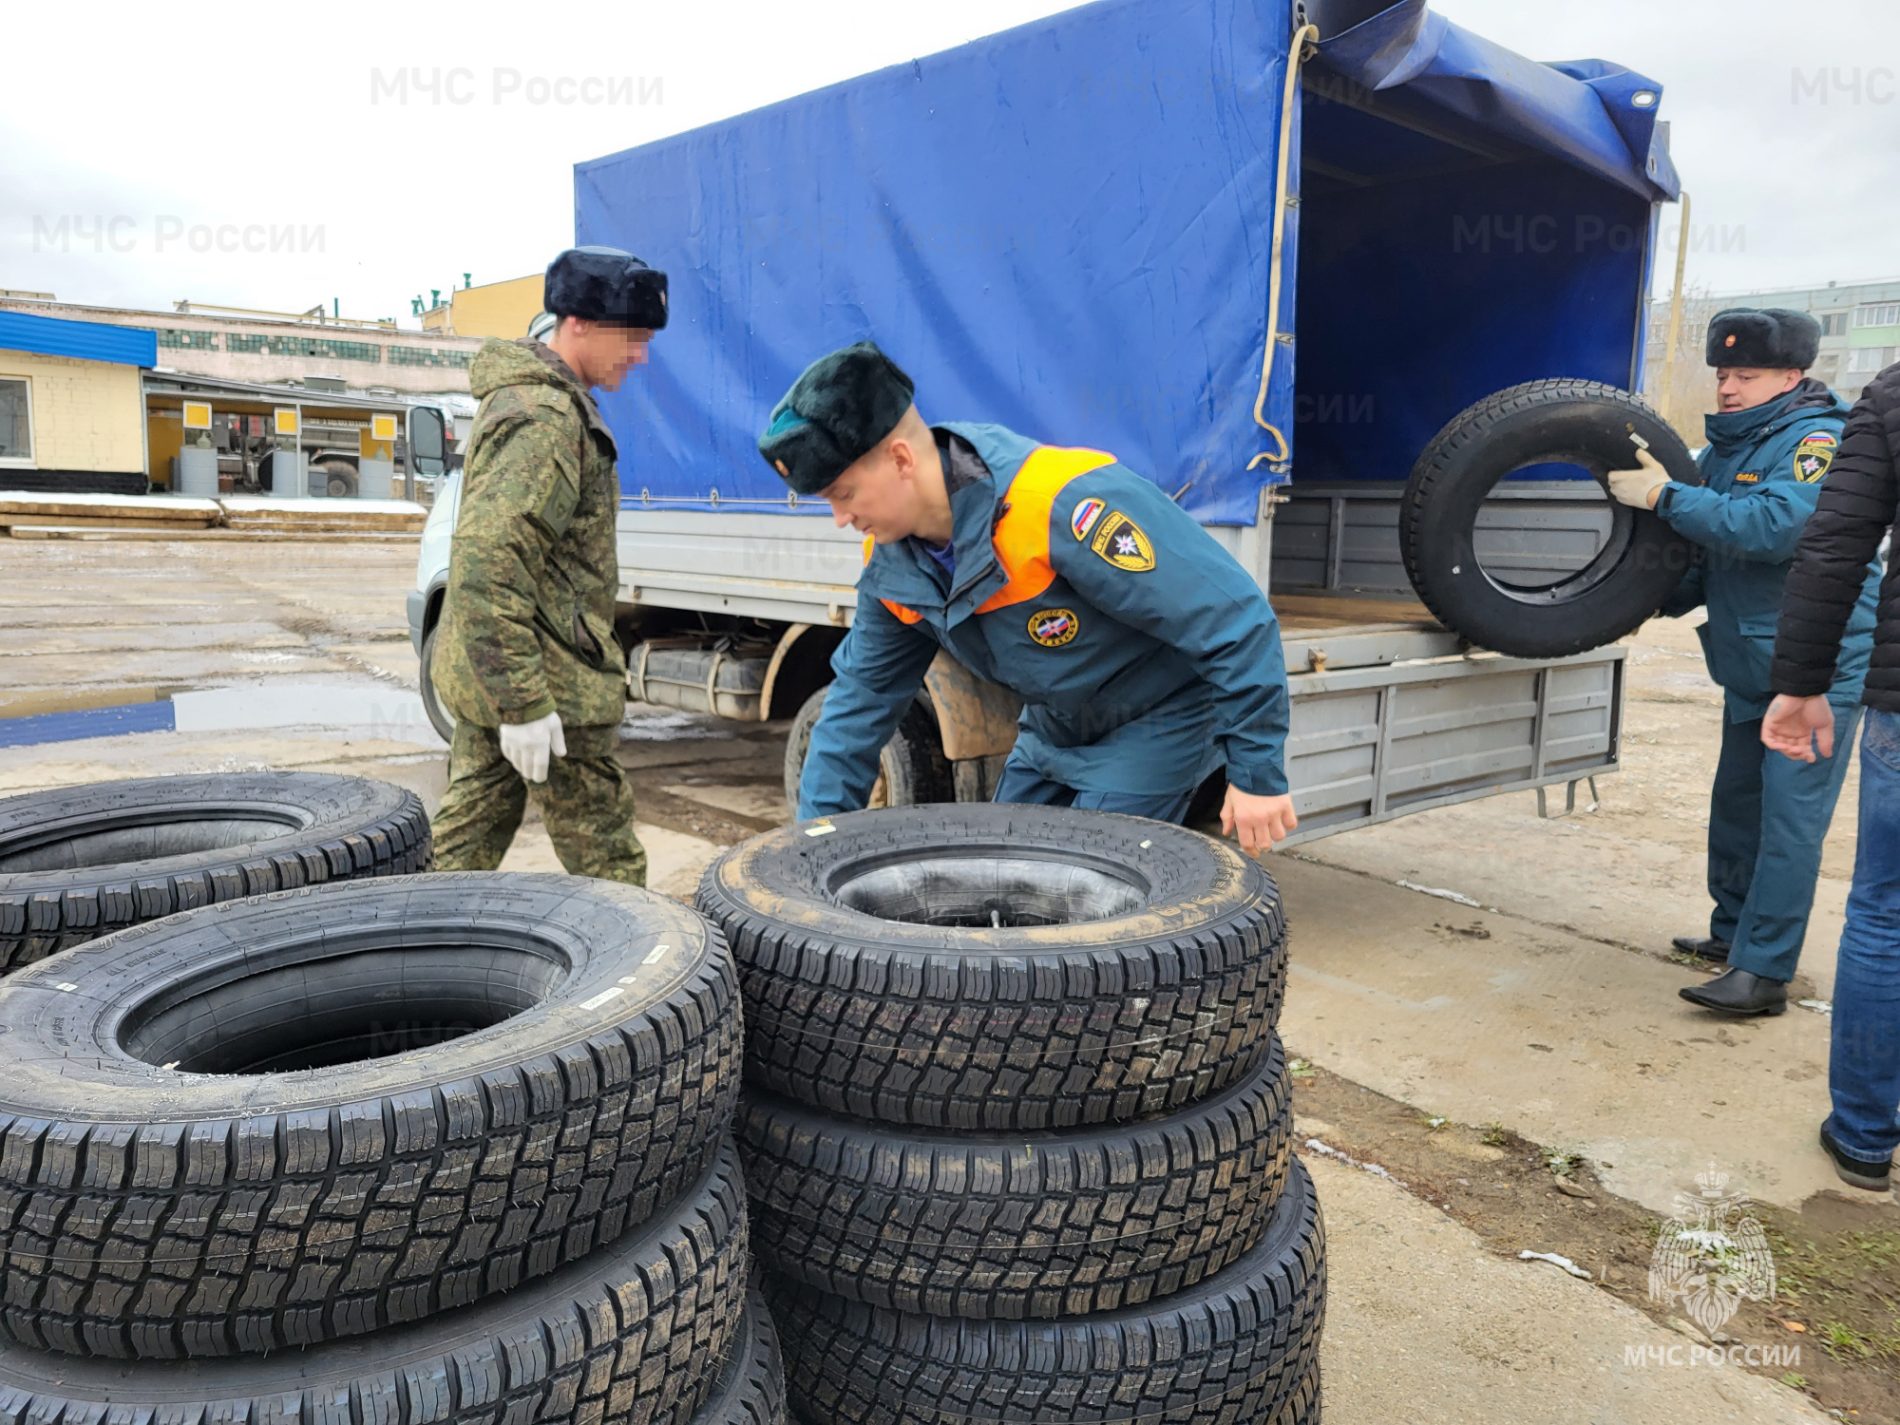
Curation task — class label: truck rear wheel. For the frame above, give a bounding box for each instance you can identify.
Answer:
[317,457,359,498]
[1400,380,1700,658]
[783,686,951,813]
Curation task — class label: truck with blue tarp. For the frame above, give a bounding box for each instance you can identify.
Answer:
[413,0,1689,839]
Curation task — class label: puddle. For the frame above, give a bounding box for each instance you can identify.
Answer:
[0,682,443,750]
[1,685,740,751]
[171,684,440,740]
[619,706,739,741]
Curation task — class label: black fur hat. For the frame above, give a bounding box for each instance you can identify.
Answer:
[758,342,916,496]
[544,246,668,329]
[1706,308,1820,369]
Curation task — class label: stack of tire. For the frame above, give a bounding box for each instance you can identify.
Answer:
[0,778,784,1425]
[698,804,1325,1425]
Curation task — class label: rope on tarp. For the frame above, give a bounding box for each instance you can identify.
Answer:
[1248,22,1322,475]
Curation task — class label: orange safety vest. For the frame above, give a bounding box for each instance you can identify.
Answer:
[865,445,1116,627]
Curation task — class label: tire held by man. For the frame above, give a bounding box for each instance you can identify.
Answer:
[1401,379,1701,658]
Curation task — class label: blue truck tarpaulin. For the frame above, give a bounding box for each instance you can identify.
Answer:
[576,0,1676,524]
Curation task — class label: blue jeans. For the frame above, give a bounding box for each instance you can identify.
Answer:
[992,751,1196,824]
[1826,708,1900,1164]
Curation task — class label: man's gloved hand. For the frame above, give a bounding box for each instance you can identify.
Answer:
[499,711,567,783]
[1606,449,1671,510]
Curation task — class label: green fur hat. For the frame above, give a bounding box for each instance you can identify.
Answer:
[758,341,915,495]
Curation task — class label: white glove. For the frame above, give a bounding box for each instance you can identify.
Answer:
[499,711,566,784]
[1606,449,1670,510]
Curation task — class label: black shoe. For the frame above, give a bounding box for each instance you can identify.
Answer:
[1671,935,1731,963]
[1678,967,1788,1016]
[1820,1125,1893,1193]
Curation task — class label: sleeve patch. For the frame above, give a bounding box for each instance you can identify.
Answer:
[1793,441,1835,484]
[1089,511,1156,571]
[1070,497,1107,541]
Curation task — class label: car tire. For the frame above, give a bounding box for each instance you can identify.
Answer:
[696,804,1286,1132]
[1400,379,1701,658]
[742,1035,1294,1318]
[770,1154,1325,1425]
[697,1290,791,1425]
[0,772,430,972]
[0,873,744,1358]
[419,620,456,744]
[783,687,950,814]
[0,1143,752,1425]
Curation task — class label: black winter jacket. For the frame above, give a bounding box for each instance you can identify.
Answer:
[1771,363,1900,710]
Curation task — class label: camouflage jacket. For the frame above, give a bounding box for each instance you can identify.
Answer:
[432,338,626,728]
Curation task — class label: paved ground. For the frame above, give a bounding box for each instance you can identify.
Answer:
[2,537,1893,1421]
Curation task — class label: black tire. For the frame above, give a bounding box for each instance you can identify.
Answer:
[1400,379,1701,658]
[0,1143,751,1425]
[318,458,359,498]
[783,687,951,813]
[0,873,743,1359]
[742,1035,1293,1319]
[769,1154,1325,1425]
[697,805,1286,1132]
[699,1290,790,1425]
[0,772,430,972]
[419,620,456,744]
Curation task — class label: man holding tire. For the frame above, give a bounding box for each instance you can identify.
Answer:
[1608,308,1880,1015]
[757,341,1296,851]
[429,247,666,885]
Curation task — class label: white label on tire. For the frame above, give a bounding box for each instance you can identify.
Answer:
[579,987,625,1012]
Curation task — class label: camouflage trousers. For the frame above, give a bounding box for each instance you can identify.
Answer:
[432,721,647,886]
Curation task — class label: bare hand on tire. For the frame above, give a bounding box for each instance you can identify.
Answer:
[1221,787,1298,854]
[1762,693,1835,763]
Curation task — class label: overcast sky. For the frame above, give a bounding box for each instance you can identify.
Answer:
[3,0,1895,326]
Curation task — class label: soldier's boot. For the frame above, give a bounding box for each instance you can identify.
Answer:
[432,722,529,871]
[541,723,648,887]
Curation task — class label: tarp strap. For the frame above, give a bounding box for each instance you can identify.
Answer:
[1248,22,1322,475]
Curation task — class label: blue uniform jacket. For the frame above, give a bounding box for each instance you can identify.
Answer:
[1659,382,1879,721]
[798,422,1290,819]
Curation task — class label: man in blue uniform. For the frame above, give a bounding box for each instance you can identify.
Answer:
[1609,308,1879,1015]
[758,341,1297,853]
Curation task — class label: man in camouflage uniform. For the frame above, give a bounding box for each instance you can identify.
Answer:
[429,247,667,883]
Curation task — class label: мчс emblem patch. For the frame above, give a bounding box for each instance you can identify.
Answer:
[1071,497,1106,541]
[1793,432,1836,484]
[1089,511,1156,571]
[1027,607,1080,647]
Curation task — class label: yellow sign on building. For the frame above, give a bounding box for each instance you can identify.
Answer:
[273,408,300,436]
[182,400,212,430]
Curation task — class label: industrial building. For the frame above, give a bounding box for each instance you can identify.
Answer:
[0,306,458,498]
